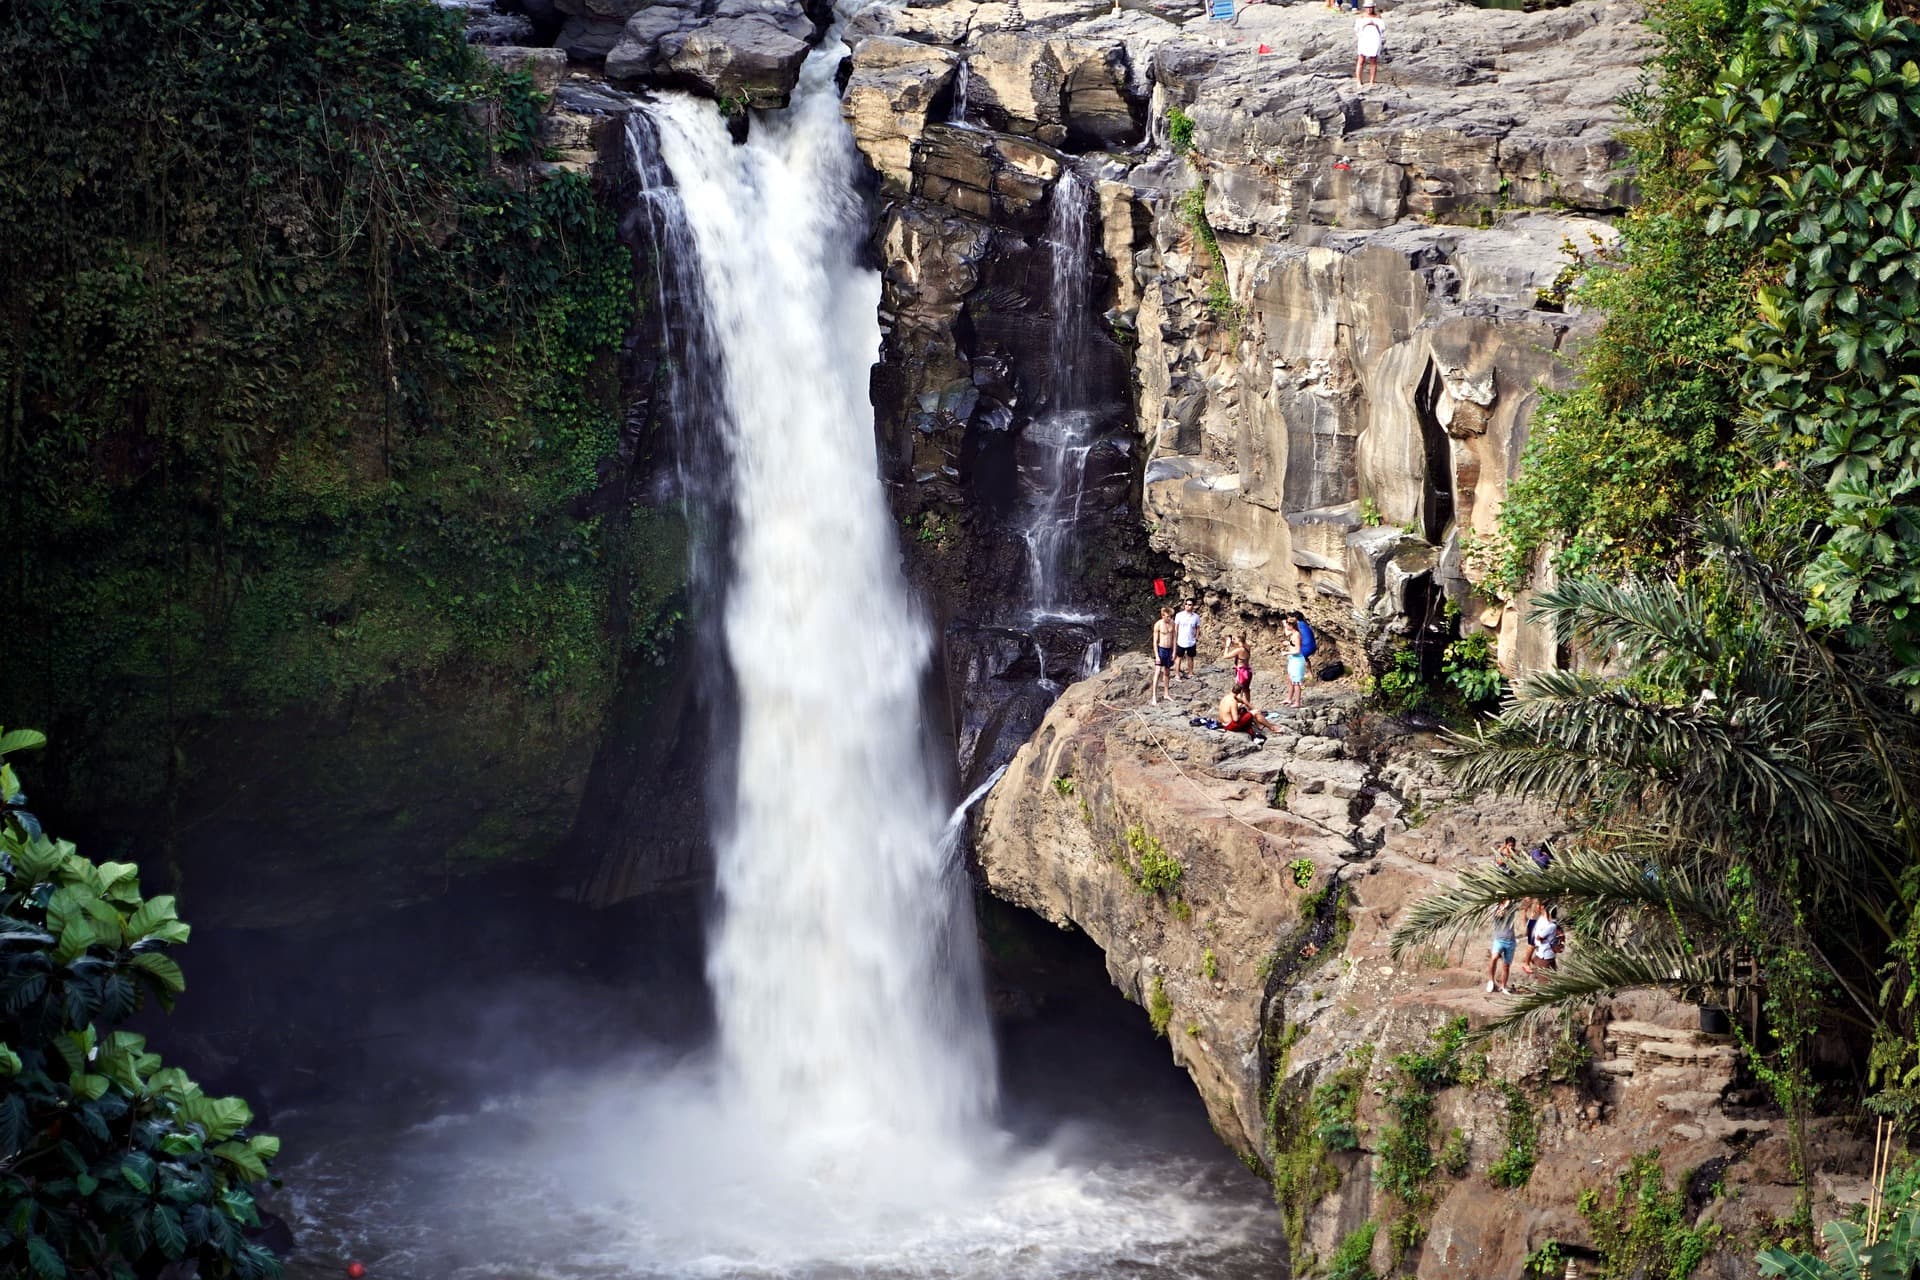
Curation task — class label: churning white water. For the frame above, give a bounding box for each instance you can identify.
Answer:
[270,24,1285,1280]
[650,50,998,1160]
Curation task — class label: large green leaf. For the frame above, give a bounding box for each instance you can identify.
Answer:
[0,729,49,758]
[125,896,190,946]
[176,1094,252,1143]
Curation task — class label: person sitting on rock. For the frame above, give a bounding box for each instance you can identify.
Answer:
[1491,835,1520,875]
[1218,685,1278,738]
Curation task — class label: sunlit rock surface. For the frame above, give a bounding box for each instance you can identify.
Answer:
[976,658,1862,1275]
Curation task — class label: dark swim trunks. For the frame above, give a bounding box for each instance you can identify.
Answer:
[1176,644,1198,659]
[1157,646,1175,669]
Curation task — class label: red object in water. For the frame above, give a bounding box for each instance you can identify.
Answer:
[1333,161,1351,170]
[1153,578,1168,597]
[346,1264,367,1279]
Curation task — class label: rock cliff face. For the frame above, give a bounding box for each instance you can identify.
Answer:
[843,0,1646,678]
[977,659,1863,1276]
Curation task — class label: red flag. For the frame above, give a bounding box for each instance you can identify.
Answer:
[1153,578,1168,596]
[1258,42,1272,53]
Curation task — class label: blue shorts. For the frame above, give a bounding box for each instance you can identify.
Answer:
[1157,646,1175,669]
[1287,654,1307,683]
[1490,938,1515,963]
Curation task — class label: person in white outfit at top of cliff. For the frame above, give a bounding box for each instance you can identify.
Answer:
[1354,0,1385,86]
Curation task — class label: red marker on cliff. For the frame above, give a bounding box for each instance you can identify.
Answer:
[346,1263,367,1279]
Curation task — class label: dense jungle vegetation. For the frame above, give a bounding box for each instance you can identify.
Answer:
[1409,0,1920,1265]
[0,0,672,821]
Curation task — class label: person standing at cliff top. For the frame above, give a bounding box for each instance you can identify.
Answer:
[1354,0,1384,86]
[1173,600,1203,681]
[1151,606,1177,704]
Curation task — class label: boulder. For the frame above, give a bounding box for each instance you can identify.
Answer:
[481,45,570,98]
[843,36,961,191]
[965,30,1145,149]
[603,0,821,105]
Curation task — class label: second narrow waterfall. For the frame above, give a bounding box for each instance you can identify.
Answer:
[1022,168,1099,621]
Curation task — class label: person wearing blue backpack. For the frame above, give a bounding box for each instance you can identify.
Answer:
[1283,618,1307,708]
[1292,612,1318,663]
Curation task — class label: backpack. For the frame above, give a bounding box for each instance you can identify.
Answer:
[1296,619,1317,657]
[1529,844,1553,870]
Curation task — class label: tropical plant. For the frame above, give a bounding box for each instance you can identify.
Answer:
[1757,1161,1920,1277]
[1390,509,1920,1214]
[0,730,281,1278]
[1694,0,1920,697]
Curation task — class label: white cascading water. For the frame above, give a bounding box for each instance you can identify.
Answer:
[646,48,998,1153]
[1022,168,1100,621]
[271,22,1285,1279]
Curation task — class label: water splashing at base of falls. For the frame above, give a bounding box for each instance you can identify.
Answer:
[269,26,1286,1280]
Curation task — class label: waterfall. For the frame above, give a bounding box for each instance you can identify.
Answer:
[1021,168,1099,621]
[640,29,998,1171]
[949,56,972,124]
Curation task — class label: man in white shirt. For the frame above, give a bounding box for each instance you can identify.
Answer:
[1173,601,1202,680]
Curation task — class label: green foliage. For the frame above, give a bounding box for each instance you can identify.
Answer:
[1052,775,1076,798]
[1393,511,1920,1211]
[1438,1126,1470,1177]
[1694,0,1920,693]
[0,734,281,1278]
[0,0,656,807]
[1524,1240,1568,1279]
[1180,187,1242,329]
[1289,857,1316,889]
[1167,106,1197,155]
[1757,1160,1920,1278]
[1125,825,1185,897]
[1579,1153,1719,1280]
[1372,1017,1474,1260]
[1147,975,1173,1037]
[1486,1081,1539,1188]
[1201,947,1219,981]
[1495,0,1762,591]
[1312,1051,1370,1152]
[1326,1221,1379,1280]
[1442,632,1505,706]
[1371,646,1428,715]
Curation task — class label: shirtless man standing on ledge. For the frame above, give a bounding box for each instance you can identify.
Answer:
[1151,607,1177,704]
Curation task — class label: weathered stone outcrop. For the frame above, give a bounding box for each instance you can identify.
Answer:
[600,0,826,105]
[848,0,1647,684]
[977,657,1867,1275]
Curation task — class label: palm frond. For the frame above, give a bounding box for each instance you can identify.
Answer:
[1474,938,1734,1036]
[1389,846,1734,959]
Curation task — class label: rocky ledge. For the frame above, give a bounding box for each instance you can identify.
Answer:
[976,656,1866,1276]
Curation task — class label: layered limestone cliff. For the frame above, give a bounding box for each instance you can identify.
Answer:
[844,0,1645,676]
[977,658,1867,1276]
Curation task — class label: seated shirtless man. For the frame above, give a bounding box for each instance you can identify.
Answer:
[1217,686,1278,737]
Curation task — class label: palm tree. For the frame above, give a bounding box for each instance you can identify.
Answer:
[1390,509,1920,1214]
